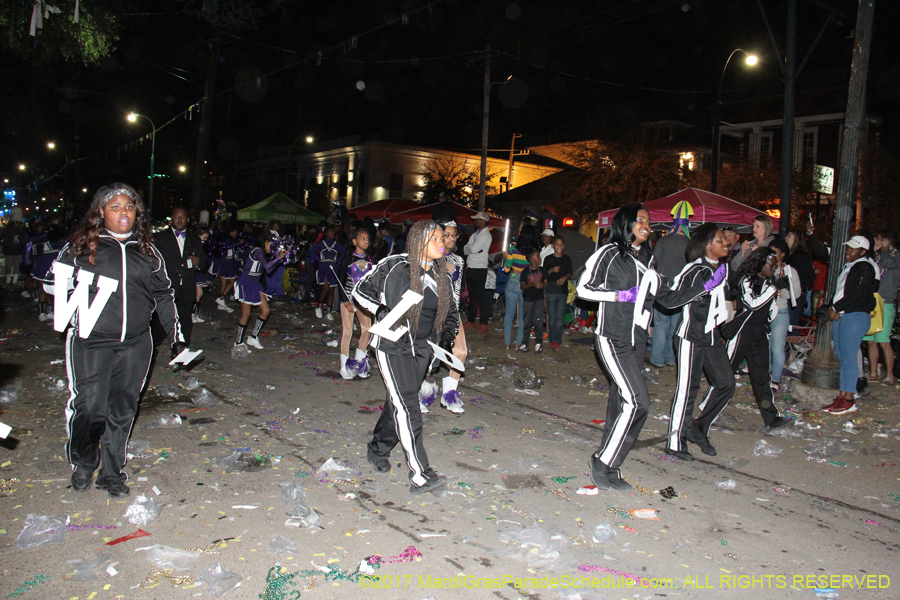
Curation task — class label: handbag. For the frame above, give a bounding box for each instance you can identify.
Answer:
[866,293,884,336]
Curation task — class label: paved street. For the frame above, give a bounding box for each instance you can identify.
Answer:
[1,291,898,599]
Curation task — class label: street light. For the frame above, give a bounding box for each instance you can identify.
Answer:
[127,112,157,214]
[47,142,56,149]
[179,165,187,173]
[710,49,758,193]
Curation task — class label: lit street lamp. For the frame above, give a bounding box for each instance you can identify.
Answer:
[710,49,758,193]
[127,112,157,214]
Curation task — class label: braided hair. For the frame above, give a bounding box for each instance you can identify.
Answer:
[68,183,155,266]
[735,246,777,296]
[405,220,451,337]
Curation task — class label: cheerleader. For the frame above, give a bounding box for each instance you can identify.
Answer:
[310,226,345,321]
[576,204,725,491]
[51,183,185,497]
[233,234,287,351]
[192,228,211,323]
[665,224,734,460]
[33,223,66,321]
[700,247,794,431]
[211,225,243,313]
[338,228,374,380]
[353,220,458,494]
[435,221,466,414]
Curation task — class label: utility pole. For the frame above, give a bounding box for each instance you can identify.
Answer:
[191,33,222,217]
[778,0,797,237]
[801,0,876,389]
[478,44,490,213]
[506,133,521,192]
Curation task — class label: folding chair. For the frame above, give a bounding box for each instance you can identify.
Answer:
[785,324,816,375]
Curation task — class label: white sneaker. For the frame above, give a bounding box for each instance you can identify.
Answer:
[340,364,355,380]
[325,311,334,322]
[192,313,205,323]
[440,390,465,414]
[215,296,227,307]
[419,401,430,414]
[315,307,323,319]
[21,291,30,298]
[38,313,49,322]
[246,336,263,350]
[217,303,234,313]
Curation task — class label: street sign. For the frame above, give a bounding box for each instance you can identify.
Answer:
[812,164,834,195]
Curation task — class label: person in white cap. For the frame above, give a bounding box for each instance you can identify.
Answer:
[463,211,493,334]
[539,228,555,265]
[822,235,880,415]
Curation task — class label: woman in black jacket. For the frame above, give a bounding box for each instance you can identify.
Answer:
[50,184,186,497]
[576,204,725,491]
[353,220,459,494]
[784,229,815,326]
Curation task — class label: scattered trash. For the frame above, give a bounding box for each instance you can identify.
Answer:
[105,529,151,546]
[659,486,679,499]
[127,439,151,456]
[803,440,843,458]
[268,534,298,555]
[6,574,50,597]
[0,382,21,403]
[512,367,542,390]
[569,375,587,386]
[870,444,892,455]
[231,344,252,359]
[317,457,350,473]
[514,458,559,472]
[153,385,182,398]
[42,377,66,392]
[326,340,339,347]
[630,508,660,520]
[716,479,737,490]
[124,495,164,527]
[145,414,182,428]
[16,514,69,549]
[752,440,782,458]
[192,387,217,407]
[591,521,617,543]
[814,589,839,599]
[576,485,599,496]
[501,474,546,490]
[279,482,319,528]
[497,525,568,567]
[184,377,201,390]
[140,544,201,571]
[724,457,749,468]
[198,561,243,597]
[212,451,279,473]
[63,554,111,581]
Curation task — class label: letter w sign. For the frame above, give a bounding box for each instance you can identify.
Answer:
[52,263,119,338]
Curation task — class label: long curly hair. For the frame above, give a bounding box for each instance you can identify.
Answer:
[735,246,776,295]
[68,183,155,265]
[405,220,451,337]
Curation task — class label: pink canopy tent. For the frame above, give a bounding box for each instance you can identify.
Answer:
[349,198,421,220]
[390,201,507,228]
[595,188,778,234]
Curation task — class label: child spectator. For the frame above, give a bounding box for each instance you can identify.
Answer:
[518,250,546,353]
[543,235,573,350]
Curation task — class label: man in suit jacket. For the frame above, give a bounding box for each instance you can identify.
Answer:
[152,207,207,349]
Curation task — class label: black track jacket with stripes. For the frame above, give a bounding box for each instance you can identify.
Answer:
[672,257,730,346]
[577,243,709,345]
[50,234,184,344]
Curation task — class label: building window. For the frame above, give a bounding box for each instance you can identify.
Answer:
[802,129,817,160]
[389,173,404,198]
[357,171,367,202]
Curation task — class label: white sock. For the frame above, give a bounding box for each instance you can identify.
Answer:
[442,376,458,394]
[340,354,348,369]
[355,348,367,361]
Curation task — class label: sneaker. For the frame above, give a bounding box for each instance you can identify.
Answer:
[340,361,356,380]
[517,344,528,353]
[192,313,205,323]
[419,401,429,413]
[534,343,543,354]
[477,324,489,334]
[315,307,323,319]
[38,313,49,322]
[664,448,695,461]
[686,423,716,456]
[440,390,465,414]
[550,342,560,351]
[765,416,795,432]
[21,290,30,298]
[824,398,857,415]
[215,296,227,307]
[71,467,93,492]
[96,479,130,497]
[217,303,234,313]
[588,455,611,490]
[463,321,476,330]
[367,454,391,473]
[246,336,263,350]
[410,470,447,495]
[326,311,334,322]
[355,356,371,378]
[606,466,632,491]
[821,396,843,412]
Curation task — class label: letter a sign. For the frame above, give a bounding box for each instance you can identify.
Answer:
[53,263,119,338]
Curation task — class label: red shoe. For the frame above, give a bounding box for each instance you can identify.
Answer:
[825,398,857,415]
[477,324,489,334]
[821,396,842,412]
[463,321,476,330]
[550,342,560,351]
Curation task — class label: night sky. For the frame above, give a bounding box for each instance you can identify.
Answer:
[3,0,900,197]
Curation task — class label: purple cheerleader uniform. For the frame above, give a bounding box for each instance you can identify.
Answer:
[32,240,65,283]
[210,240,243,279]
[234,247,284,306]
[312,239,345,286]
[340,252,374,302]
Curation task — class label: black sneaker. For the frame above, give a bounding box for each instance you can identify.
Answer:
[367,454,391,474]
[765,416,795,432]
[588,454,611,490]
[71,467,93,492]
[410,470,447,495]
[686,423,717,456]
[96,479,130,497]
[606,466,632,491]
[664,448,695,461]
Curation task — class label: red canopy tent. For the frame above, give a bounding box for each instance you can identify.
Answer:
[390,201,506,228]
[595,188,778,234]
[349,198,421,221]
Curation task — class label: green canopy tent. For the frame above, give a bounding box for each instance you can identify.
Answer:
[236,192,324,225]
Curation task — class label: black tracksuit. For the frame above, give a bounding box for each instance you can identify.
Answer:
[700,276,782,427]
[576,243,709,472]
[667,258,735,451]
[51,234,183,487]
[353,254,459,488]
[151,227,207,346]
